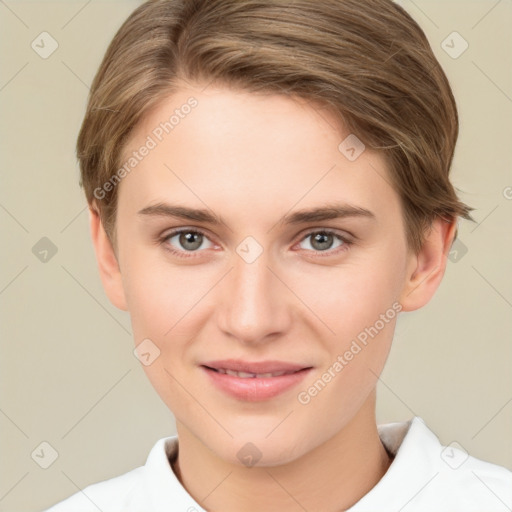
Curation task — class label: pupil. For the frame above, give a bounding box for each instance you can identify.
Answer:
[181,232,202,250]
[313,232,333,251]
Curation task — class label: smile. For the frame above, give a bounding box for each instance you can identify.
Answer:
[209,368,298,378]
[200,360,313,401]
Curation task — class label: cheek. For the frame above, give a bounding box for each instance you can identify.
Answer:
[121,246,211,396]
[293,249,405,341]
[122,249,203,411]
[121,244,195,338]
[289,246,404,410]
[294,264,400,430]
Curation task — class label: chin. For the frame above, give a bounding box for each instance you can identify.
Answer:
[221,431,311,468]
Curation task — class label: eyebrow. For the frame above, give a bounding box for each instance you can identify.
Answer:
[137,202,376,228]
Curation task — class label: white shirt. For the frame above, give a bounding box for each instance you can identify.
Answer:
[42,417,512,511]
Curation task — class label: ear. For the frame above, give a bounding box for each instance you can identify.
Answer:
[88,205,128,311]
[399,217,457,312]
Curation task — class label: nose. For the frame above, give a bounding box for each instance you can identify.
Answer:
[216,248,292,346]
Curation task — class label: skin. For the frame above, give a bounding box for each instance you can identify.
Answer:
[89,83,456,511]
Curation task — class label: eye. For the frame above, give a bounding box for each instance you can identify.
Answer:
[161,228,215,257]
[297,230,351,255]
[159,227,352,259]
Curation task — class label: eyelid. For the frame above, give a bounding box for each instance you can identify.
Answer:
[297,227,355,243]
[293,228,353,256]
[161,226,213,241]
[160,226,217,252]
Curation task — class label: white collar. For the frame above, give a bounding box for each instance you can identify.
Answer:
[142,417,511,511]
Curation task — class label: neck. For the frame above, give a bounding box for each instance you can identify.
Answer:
[172,391,391,512]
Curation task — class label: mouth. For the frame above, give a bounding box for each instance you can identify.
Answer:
[200,359,313,401]
[205,367,302,378]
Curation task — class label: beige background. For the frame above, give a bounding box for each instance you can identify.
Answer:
[0,1,511,510]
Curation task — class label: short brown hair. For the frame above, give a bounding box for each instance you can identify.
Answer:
[77,0,474,253]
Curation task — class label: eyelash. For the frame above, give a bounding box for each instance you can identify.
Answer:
[159,228,353,259]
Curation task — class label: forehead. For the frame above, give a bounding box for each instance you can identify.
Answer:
[116,85,401,225]
[122,85,342,163]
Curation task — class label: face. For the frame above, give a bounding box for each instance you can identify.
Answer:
[109,84,416,466]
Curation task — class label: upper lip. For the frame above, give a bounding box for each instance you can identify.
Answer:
[202,359,311,374]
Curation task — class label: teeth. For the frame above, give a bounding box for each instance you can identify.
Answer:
[236,371,258,378]
[225,369,255,378]
[215,368,292,378]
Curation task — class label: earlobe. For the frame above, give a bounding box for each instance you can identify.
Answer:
[399,218,457,312]
[88,206,128,311]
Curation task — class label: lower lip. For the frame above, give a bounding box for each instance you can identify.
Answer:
[201,366,312,401]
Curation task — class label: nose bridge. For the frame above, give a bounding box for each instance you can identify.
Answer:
[218,241,289,343]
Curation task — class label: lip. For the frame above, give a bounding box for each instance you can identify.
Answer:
[201,359,313,401]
